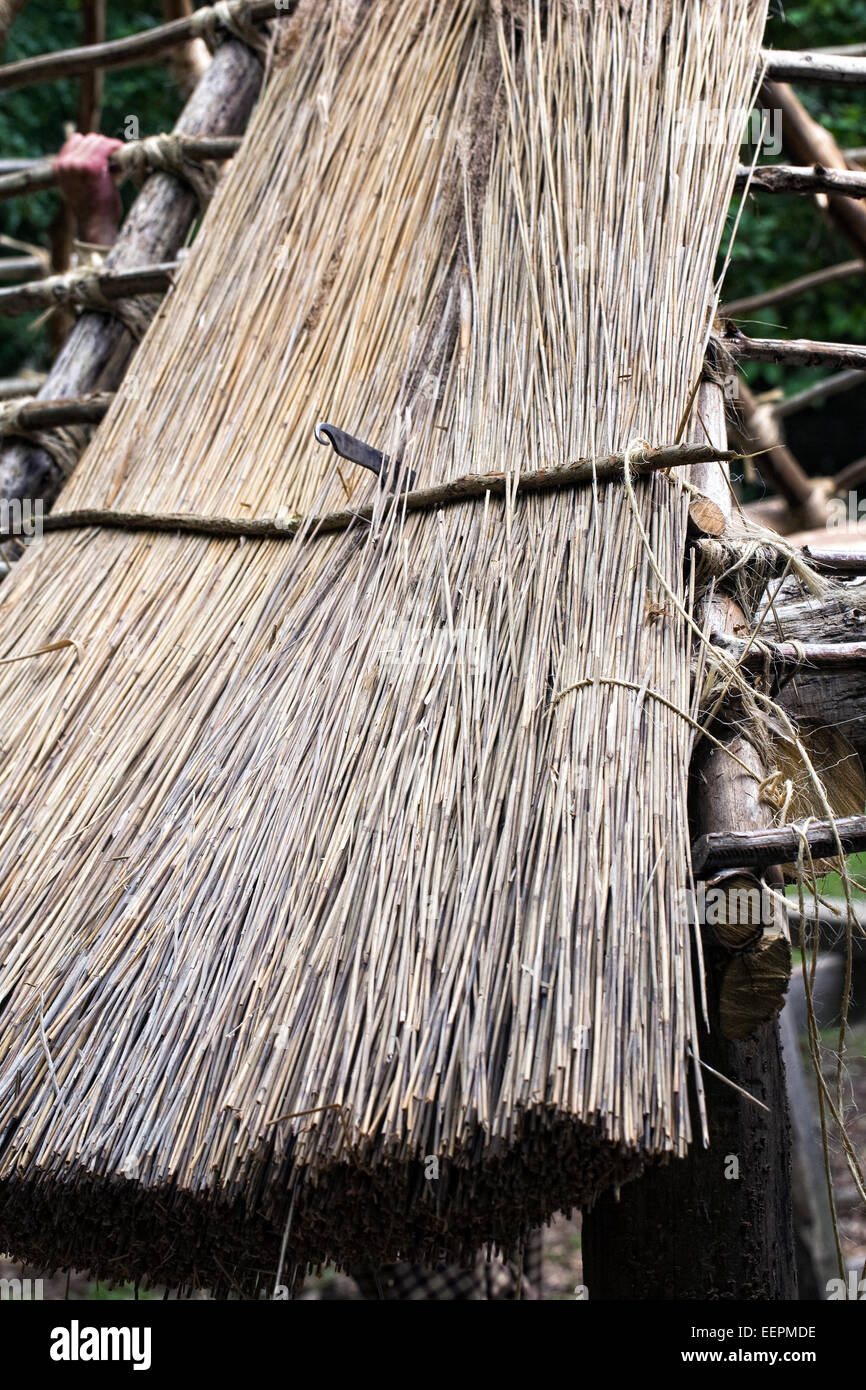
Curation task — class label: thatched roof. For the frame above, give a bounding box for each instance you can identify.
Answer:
[0,0,767,1291]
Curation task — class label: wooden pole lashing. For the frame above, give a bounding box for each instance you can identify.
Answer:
[0,37,266,510]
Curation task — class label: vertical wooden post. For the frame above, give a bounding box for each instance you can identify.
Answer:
[780,1001,838,1299]
[78,0,106,136]
[581,376,798,1300]
[0,36,264,510]
[49,1,107,355]
[48,200,75,354]
[161,0,210,97]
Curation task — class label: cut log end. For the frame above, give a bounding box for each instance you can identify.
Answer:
[687,495,727,538]
[719,935,792,1041]
[705,871,768,951]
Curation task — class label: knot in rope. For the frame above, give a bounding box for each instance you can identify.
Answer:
[0,398,28,435]
[120,134,219,212]
[44,267,156,343]
[191,0,267,59]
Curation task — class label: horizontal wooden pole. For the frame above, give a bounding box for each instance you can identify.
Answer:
[774,368,866,418]
[786,897,866,943]
[0,136,241,202]
[0,0,280,89]
[832,455,866,493]
[0,261,177,316]
[734,163,866,198]
[3,33,860,92]
[753,565,866,641]
[817,44,866,58]
[727,334,866,371]
[1,32,264,516]
[692,815,866,875]
[720,260,863,321]
[710,630,866,669]
[764,50,866,85]
[0,255,46,282]
[0,374,46,401]
[802,547,866,573]
[0,442,738,542]
[0,393,112,433]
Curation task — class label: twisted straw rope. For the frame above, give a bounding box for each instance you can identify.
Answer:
[190,0,268,59]
[0,399,32,435]
[0,397,84,476]
[0,262,156,473]
[0,441,737,541]
[118,135,220,211]
[34,265,156,341]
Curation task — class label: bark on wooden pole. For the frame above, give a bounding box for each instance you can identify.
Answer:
[48,0,106,353]
[0,0,278,88]
[733,163,866,197]
[0,442,739,542]
[161,0,210,98]
[581,376,798,1300]
[729,334,866,371]
[0,262,178,314]
[0,255,45,282]
[801,548,866,573]
[0,393,112,431]
[761,80,866,262]
[78,0,106,136]
[0,36,264,510]
[693,816,866,875]
[707,633,866,672]
[0,137,241,201]
[763,50,866,86]
[4,35,855,93]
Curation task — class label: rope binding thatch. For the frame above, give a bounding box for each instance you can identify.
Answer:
[0,439,738,543]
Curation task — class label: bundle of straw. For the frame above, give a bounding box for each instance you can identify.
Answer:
[0,0,767,1288]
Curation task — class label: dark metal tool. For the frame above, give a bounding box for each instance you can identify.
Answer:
[314,422,416,490]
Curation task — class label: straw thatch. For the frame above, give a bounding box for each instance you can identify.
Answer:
[0,0,768,1290]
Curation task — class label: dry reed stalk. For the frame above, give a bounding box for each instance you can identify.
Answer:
[0,0,768,1287]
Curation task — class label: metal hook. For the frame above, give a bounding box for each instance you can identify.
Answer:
[314,422,415,490]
